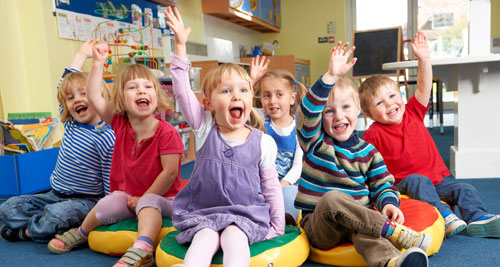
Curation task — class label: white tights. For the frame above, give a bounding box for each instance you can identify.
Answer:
[183,225,250,267]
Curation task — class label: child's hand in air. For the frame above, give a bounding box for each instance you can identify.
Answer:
[78,39,100,59]
[411,31,430,61]
[381,204,405,224]
[92,42,109,65]
[165,6,191,47]
[325,41,357,79]
[250,55,270,84]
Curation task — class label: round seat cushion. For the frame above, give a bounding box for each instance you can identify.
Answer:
[308,197,445,267]
[156,225,310,267]
[88,218,176,255]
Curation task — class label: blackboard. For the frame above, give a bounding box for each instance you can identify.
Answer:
[352,27,402,79]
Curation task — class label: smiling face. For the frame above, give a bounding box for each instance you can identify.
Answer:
[123,78,158,119]
[259,77,296,126]
[203,70,254,135]
[366,84,405,125]
[322,84,360,142]
[64,83,100,125]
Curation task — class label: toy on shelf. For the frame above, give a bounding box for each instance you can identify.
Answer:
[91,6,159,70]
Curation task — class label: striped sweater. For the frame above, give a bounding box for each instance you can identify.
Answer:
[294,77,400,215]
[50,68,115,196]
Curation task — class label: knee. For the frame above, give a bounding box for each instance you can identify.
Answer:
[454,183,478,195]
[136,193,163,213]
[398,174,433,189]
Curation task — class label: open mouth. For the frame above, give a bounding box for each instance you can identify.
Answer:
[269,107,280,113]
[388,107,399,116]
[229,107,243,120]
[333,123,348,132]
[75,105,87,115]
[136,99,150,107]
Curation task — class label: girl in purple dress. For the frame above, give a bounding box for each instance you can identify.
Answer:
[165,7,285,267]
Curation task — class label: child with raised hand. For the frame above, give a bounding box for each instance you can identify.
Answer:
[360,31,500,239]
[0,39,114,243]
[165,6,284,267]
[47,41,184,267]
[250,57,307,222]
[295,41,431,267]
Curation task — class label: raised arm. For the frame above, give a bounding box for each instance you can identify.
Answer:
[70,39,99,70]
[411,31,432,107]
[250,55,270,85]
[166,7,205,130]
[87,43,114,124]
[297,42,357,151]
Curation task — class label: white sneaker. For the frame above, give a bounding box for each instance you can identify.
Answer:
[444,213,467,237]
[467,214,500,237]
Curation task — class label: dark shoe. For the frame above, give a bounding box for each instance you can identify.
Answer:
[1,225,21,242]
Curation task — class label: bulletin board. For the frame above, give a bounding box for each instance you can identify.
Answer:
[351,27,402,79]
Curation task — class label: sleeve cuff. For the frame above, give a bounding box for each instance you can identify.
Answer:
[171,54,191,70]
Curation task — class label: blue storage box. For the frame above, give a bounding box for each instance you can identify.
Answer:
[0,148,59,198]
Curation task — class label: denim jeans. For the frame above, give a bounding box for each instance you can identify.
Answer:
[282,184,300,220]
[300,190,399,267]
[396,174,489,223]
[0,190,97,242]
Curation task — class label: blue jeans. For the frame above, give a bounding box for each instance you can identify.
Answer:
[0,190,97,242]
[396,174,488,223]
[283,184,300,220]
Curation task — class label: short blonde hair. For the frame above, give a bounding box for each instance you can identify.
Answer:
[111,64,171,115]
[358,75,398,115]
[328,76,360,108]
[254,69,307,116]
[200,63,264,131]
[57,72,89,122]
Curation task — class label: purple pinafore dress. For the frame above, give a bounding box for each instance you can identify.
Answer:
[173,124,271,245]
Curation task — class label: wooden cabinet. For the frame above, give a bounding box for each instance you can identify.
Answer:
[240,55,311,87]
[202,0,281,33]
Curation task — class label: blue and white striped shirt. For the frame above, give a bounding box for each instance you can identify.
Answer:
[50,68,115,196]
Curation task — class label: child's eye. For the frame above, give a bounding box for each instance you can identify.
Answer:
[146,84,154,89]
[241,88,249,93]
[343,105,350,110]
[67,96,74,100]
[221,89,231,94]
[263,93,270,98]
[128,86,136,90]
[324,109,333,115]
[390,94,396,98]
[376,101,383,106]
[277,93,283,97]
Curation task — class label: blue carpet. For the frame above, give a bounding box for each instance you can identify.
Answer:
[1,126,500,266]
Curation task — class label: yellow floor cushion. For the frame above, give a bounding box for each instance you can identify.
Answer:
[156,225,310,267]
[308,197,445,267]
[88,218,176,255]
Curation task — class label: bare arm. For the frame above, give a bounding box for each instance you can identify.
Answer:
[87,43,114,124]
[412,31,432,107]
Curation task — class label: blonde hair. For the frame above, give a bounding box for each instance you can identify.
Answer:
[111,64,171,115]
[328,76,360,108]
[201,63,264,131]
[358,75,398,115]
[254,69,307,116]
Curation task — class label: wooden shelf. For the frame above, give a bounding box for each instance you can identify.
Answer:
[202,0,280,33]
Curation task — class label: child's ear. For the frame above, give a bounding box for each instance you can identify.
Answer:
[290,92,297,105]
[202,97,215,112]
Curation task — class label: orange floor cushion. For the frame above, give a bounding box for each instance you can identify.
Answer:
[308,196,444,267]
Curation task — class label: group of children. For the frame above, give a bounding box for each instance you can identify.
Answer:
[1,6,499,267]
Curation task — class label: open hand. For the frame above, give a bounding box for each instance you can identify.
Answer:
[326,41,357,78]
[250,55,270,83]
[411,31,430,60]
[165,6,191,47]
[79,39,101,59]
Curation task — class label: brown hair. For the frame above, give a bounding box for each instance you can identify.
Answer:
[328,76,360,108]
[358,75,398,115]
[111,64,171,115]
[200,63,264,131]
[253,69,307,116]
[57,72,88,122]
